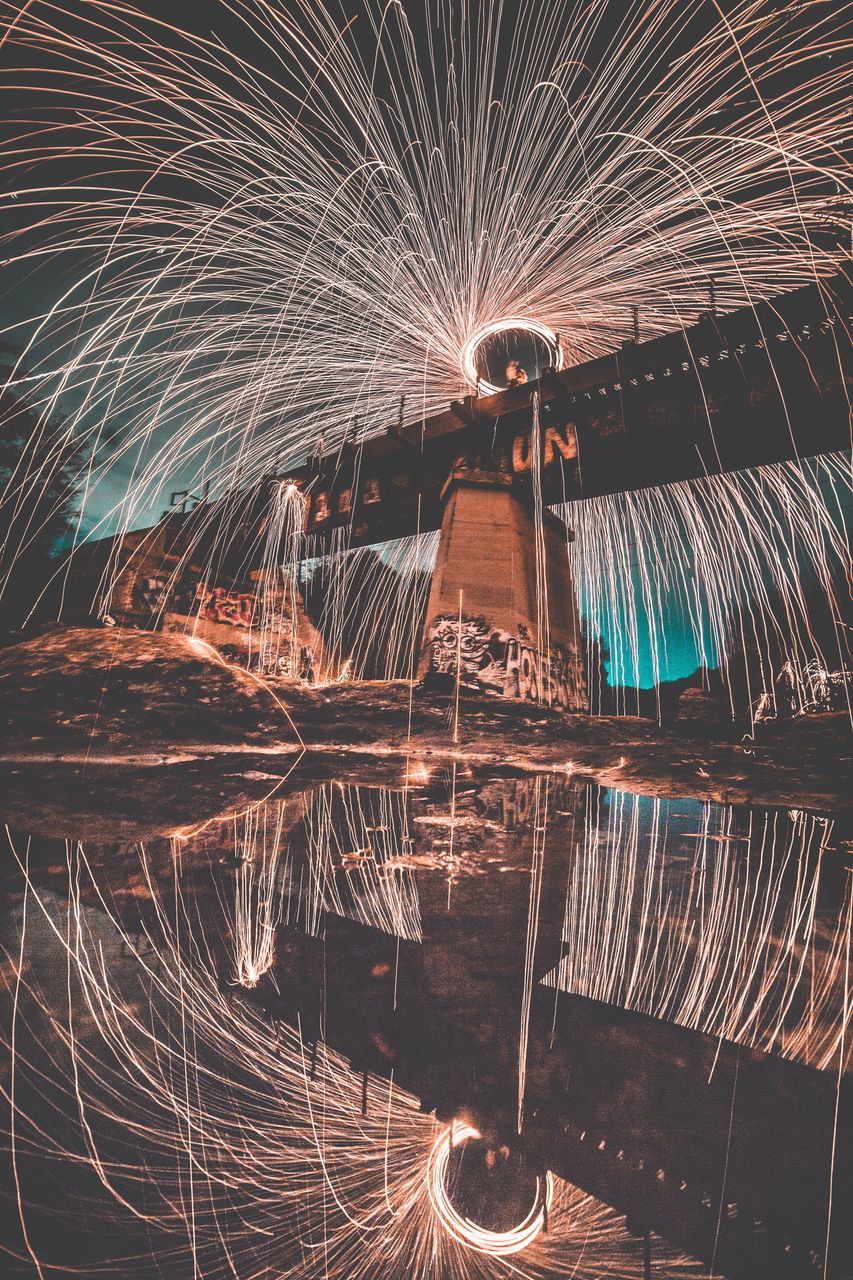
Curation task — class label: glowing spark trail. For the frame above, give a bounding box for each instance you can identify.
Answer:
[1,828,707,1278]
[295,783,423,941]
[253,479,312,677]
[543,787,853,1071]
[427,1121,554,1257]
[299,450,850,712]
[563,452,851,717]
[0,0,849,701]
[228,801,287,988]
[303,530,438,682]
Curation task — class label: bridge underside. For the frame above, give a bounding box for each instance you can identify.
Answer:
[74,273,850,706]
[289,272,851,551]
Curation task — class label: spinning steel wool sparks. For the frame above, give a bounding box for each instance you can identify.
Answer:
[0,4,851,1276]
[461,321,564,396]
[426,1121,554,1257]
[1,771,851,1277]
[0,0,849,711]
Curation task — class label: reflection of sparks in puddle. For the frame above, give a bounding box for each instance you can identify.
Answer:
[229,804,287,987]
[426,1121,553,1257]
[518,778,547,1132]
[3,828,710,1278]
[299,784,423,940]
[414,814,498,828]
[184,634,305,749]
[544,790,853,1070]
[405,763,432,786]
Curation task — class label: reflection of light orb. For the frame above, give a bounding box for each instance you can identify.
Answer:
[461,319,563,394]
[426,1121,554,1257]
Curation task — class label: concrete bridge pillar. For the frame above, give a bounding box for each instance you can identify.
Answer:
[419,469,587,710]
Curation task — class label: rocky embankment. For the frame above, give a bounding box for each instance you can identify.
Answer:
[1,626,850,814]
[0,627,299,762]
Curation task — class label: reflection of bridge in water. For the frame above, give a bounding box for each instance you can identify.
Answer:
[209,773,852,1280]
[543,789,852,1071]
[10,772,851,1279]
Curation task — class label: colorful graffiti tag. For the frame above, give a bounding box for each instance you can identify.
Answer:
[425,613,585,710]
[195,583,255,627]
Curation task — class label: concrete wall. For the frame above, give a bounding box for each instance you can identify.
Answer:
[102,518,328,681]
[161,586,326,682]
[420,473,587,710]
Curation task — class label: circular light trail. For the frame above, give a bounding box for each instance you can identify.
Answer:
[426,1121,554,1257]
[461,319,564,394]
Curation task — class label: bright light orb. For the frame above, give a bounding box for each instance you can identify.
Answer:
[461,319,563,395]
[426,1120,554,1257]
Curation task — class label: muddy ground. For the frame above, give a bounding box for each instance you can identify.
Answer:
[1,627,850,823]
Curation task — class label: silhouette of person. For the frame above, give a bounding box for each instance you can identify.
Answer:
[506,359,528,387]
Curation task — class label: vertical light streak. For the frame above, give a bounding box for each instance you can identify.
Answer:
[518,777,548,1133]
[453,589,463,743]
[530,391,551,705]
[253,480,311,678]
[303,530,438,683]
[544,788,853,1070]
[229,802,287,988]
[9,834,46,1280]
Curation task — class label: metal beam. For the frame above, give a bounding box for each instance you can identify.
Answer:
[288,271,850,550]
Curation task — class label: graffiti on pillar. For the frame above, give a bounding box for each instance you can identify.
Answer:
[270,643,317,683]
[195,583,255,627]
[425,614,585,709]
[134,574,171,616]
